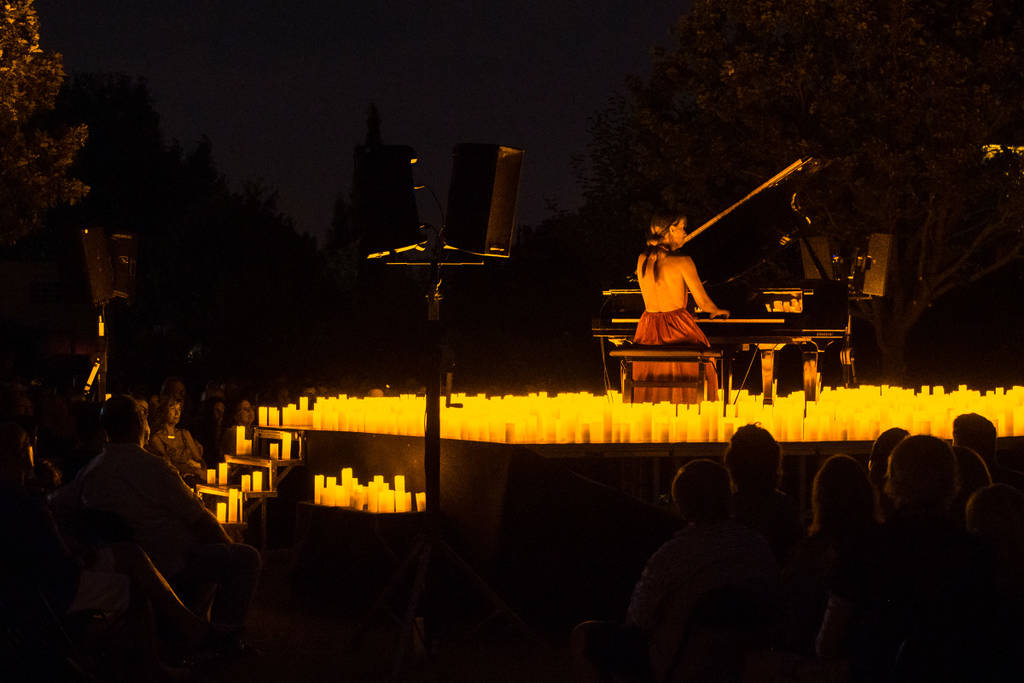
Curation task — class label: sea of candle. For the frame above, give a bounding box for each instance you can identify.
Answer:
[260,385,1024,443]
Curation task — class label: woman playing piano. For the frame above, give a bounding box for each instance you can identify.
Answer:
[634,213,729,404]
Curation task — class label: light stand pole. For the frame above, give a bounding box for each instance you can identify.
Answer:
[359,237,532,682]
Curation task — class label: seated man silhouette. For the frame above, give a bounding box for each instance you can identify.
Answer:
[573,459,778,683]
[72,395,260,634]
[724,424,803,562]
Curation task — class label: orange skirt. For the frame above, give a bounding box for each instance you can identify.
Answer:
[632,308,719,404]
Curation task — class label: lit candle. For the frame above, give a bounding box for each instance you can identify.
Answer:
[399,491,412,513]
[314,475,325,505]
[216,502,227,523]
[258,406,268,426]
[281,432,292,459]
[394,475,405,494]
[324,476,337,506]
[206,469,216,485]
[367,483,380,513]
[252,471,263,492]
[341,467,353,488]
[218,463,229,486]
[269,443,279,459]
[228,489,238,523]
[241,474,251,492]
[415,492,426,512]
[378,489,396,513]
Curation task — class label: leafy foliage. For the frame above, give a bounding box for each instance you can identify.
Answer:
[581,0,1024,379]
[0,0,86,244]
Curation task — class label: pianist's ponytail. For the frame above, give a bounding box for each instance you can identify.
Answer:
[641,213,675,280]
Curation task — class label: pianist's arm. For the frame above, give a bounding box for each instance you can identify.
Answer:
[677,255,729,319]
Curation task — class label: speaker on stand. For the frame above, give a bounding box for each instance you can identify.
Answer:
[444,144,524,257]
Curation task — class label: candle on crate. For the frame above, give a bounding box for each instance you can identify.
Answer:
[218,463,229,486]
[241,474,251,492]
[269,407,280,426]
[235,426,251,456]
[324,476,337,506]
[252,471,263,492]
[336,484,351,508]
[206,469,216,485]
[341,467,353,488]
[354,486,367,511]
[216,502,227,523]
[379,489,396,514]
[398,491,412,513]
[314,475,325,505]
[228,489,239,523]
[269,443,279,459]
[258,406,268,426]
[373,474,384,487]
[394,475,406,495]
[281,432,292,459]
[415,492,426,512]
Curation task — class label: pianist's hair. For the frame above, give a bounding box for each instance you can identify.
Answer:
[641,212,685,280]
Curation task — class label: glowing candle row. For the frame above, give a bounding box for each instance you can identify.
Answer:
[214,487,245,524]
[313,469,424,513]
[206,467,264,491]
[260,386,1024,444]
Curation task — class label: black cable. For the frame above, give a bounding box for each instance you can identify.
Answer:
[732,350,758,405]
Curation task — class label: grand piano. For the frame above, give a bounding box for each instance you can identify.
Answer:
[591,158,854,407]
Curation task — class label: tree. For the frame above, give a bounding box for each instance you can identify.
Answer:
[581,0,1024,380]
[0,0,86,245]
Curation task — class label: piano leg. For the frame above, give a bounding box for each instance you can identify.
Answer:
[801,344,819,402]
[760,346,776,406]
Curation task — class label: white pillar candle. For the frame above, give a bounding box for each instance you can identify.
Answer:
[415,492,426,512]
[394,475,406,494]
[281,432,292,459]
[337,484,351,508]
[252,471,263,492]
[228,489,238,523]
[269,443,279,459]
[341,467,353,487]
[258,406,268,426]
[206,469,216,485]
[300,396,309,411]
[367,483,380,513]
[399,491,412,513]
[241,474,251,492]
[269,407,280,426]
[216,502,227,523]
[373,474,384,487]
[314,475,325,505]
[379,489,395,513]
[218,463,229,486]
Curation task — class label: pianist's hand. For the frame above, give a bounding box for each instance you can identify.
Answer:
[709,308,730,319]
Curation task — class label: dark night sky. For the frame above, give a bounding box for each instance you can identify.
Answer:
[36,1,688,242]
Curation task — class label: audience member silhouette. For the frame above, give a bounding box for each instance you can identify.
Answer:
[70,396,261,634]
[819,435,996,681]
[219,398,256,457]
[724,424,802,562]
[160,375,191,429]
[867,427,908,519]
[951,445,993,526]
[148,396,205,485]
[573,459,778,683]
[196,396,227,469]
[1,420,213,679]
[779,455,880,656]
[954,412,1024,491]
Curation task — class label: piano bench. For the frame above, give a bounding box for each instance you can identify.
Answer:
[609,346,722,404]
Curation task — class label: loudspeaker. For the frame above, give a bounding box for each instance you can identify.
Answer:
[445,144,524,257]
[109,232,137,302]
[862,233,893,296]
[800,235,835,280]
[351,144,420,257]
[79,227,113,305]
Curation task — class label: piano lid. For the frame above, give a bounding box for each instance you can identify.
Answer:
[678,158,822,289]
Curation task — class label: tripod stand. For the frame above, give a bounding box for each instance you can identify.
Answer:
[361,246,532,681]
